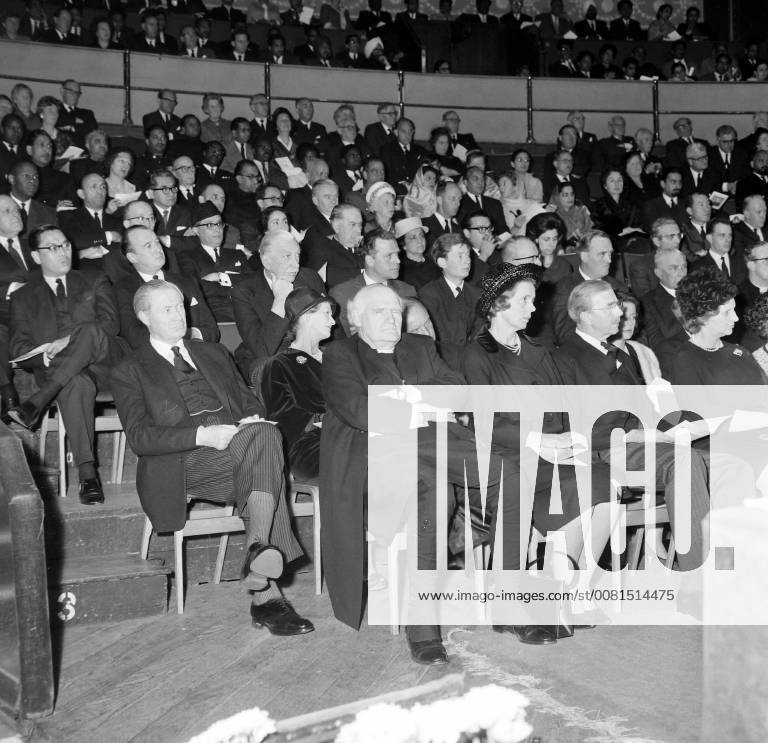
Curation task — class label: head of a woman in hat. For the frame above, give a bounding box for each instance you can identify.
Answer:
[477,262,542,343]
[285,287,336,359]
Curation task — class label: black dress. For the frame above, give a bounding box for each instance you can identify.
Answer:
[261,349,325,480]
[463,329,613,532]
[671,341,768,386]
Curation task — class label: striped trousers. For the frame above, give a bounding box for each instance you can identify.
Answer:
[185,422,303,563]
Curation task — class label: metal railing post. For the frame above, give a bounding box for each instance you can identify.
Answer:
[264,62,271,115]
[398,70,405,118]
[652,78,660,143]
[122,49,132,126]
[526,75,535,144]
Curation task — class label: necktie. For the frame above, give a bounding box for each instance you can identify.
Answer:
[240,143,247,159]
[152,274,159,280]
[720,256,730,279]
[700,225,706,240]
[671,198,677,207]
[7,238,26,270]
[455,285,462,298]
[446,219,453,233]
[55,278,67,307]
[171,345,195,374]
[695,172,700,188]
[601,341,620,367]
[725,154,730,168]
[162,209,170,228]
[94,211,102,229]
[475,195,482,208]
[213,247,220,263]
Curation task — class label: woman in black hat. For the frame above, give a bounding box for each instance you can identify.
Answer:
[261,287,336,480]
[464,262,613,644]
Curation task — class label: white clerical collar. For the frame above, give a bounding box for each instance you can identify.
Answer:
[661,283,676,297]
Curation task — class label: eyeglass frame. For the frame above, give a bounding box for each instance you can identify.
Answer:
[35,240,72,254]
[151,185,179,194]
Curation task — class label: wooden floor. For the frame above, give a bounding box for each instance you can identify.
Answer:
[27,569,707,743]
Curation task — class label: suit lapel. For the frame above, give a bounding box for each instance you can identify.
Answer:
[186,343,236,417]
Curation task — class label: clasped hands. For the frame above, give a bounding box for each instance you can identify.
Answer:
[197,415,276,450]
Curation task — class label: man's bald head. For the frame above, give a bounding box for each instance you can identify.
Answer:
[123,199,156,228]
[501,236,540,264]
[201,183,226,212]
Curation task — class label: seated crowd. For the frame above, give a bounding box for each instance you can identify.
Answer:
[1,1,761,79]
[1,72,767,667]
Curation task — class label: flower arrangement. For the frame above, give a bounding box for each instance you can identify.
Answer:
[187,707,275,743]
[335,685,532,743]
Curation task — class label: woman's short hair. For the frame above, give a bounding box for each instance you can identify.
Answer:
[525,211,566,243]
[600,167,624,189]
[674,267,738,334]
[744,293,768,340]
[271,106,294,128]
[105,147,135,173]
[510,148,531,164]
[35,96,60,116]
[259,206,290,234]
[428,126,451,149]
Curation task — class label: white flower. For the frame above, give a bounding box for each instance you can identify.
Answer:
[187,707,275,743]
[336,703,417,743]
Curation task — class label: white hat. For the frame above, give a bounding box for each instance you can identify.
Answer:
[364,36,384,59]
[366,181,396,205]
[394,216,428,239]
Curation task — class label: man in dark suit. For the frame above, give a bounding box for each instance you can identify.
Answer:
[208,0,247,24]
[641,168,684,234]
[9,225,123,504]
[535,0,572,38]
[196,141,232,193]
[114,225,218,349]
[417,233,481,370]
[544,151,590,205]
[550,230,629,344]
[594,115,635,172]
[355,0,393,33]
[459,0,499,24]
[293,26,319,62]
[332,145,365,196]
[300,179,339,243]
[0,196,35,414]
[628,217,682,298]
[458,167,506,236]
[112,279,312,634]
[304,204,363,288]
[735,151,768,205]
[176,202,253,322]
[0,114,25,186]
[640,248,688,378]
[330,228,416,335]
[59,173,123,278]
[170,156,200,210]
[554,278,709,573]
[548,40,578,77]
[550,125,591,178]
[133,125,173,192]
[736,241,768,348]
[500,0,532,29]
[335,34,364,68]
[709,125,750,193]
[132,11,172,54]
[608,0,643,40]
[690,216,746,285]
[224,29,259,63]
[70,130,110,185]
[232,231,324,377]
[142,90,182,139]
[681,193,711,261]
[680,142,720,200]
[258,34,296,65]
[423,181,462,250]
[441,110,478,154]
[380,118,428,192]
[732,195,766,255]
[38,8,81,45]
[573,4,608,38]
[148,169,192,245]
[395,0,429,24]
[291,98,327,149]
[168,115,204,165]
[248,94,273,145]
[7,161,59,239]
[664,118,707,169]
[364,103,399,158]
[221,118,255,174]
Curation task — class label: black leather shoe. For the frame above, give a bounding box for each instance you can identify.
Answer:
[408,638,449,665]
[78,476,104,505]
[240,542,284,590]
[493,625,558,645]
[250,599,314,636]
[7,400,43,430]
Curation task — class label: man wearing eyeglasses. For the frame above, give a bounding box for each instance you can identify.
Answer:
[142,88,182,140]
[708,125,749,194]
[57,79,98,149]
[680,142,720,200]
[177,202,253,322]
[147,170,191,244]
[629,217,683,299]
[171,156,199,208]
[458,167,507,236]
[8,225,123,505]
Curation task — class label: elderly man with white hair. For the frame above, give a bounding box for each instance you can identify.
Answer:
[320,283,521,665]
[231,230,324,378]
